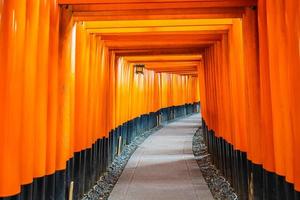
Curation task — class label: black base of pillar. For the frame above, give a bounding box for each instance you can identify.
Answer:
[202,120,300,200]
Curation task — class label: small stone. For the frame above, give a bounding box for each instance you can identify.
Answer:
[192,128,238,200]
[80,125,163,200]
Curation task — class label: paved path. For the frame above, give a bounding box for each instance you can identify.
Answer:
[108,114,213,200]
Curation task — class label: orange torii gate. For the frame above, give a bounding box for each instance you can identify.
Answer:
[0,0,300,199]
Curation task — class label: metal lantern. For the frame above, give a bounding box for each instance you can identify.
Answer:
[134,64,145,74]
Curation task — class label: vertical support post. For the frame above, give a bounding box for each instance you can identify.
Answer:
[118,136,122,156]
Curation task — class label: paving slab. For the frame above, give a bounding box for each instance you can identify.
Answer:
[108,114,213,200]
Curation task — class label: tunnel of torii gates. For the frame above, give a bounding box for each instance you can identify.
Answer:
[0,0,300,199]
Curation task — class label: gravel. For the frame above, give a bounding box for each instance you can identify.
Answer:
[81,125,162,200]
[192,128,238,200]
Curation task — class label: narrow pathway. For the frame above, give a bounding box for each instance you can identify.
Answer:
[108,114,213,200]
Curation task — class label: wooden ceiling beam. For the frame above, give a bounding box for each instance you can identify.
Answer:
[86,25,230,34]
[59,0,257,7]
[152,70,197,73]
[123,55,202,62]
[107,44,212,50]
[73,7,244,21]
[172,71,198,74]
[150,68,197,71]
[154,69,197,71]
[84,19,233,29]
[140,65,200,69]
[109,44,210,50]
[148,66,198,69]
[96,30,227,36]
[71,2,255,11]
[57,0,255,77]
[155,71,198,74]
[104,40,215,47]
[113,48,205,56]
[100,34,222,41]
[132,60,202,63]
[143,61,200,66]
[73,13,242,21]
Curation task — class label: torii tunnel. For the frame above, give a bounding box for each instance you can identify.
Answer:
[0,0,300,200]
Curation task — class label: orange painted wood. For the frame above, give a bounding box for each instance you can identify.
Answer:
[59,0,256,7]
[20,0,40,185]
[46,0,60,176]
[3,0,300,197]
[257,0,275,173]
[0,0,26,196]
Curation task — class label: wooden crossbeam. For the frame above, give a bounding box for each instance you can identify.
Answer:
[59,0,257,7]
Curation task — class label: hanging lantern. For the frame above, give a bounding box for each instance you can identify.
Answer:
[134,64,145,74]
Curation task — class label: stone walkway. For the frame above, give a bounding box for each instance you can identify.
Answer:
[108,114,213,200]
